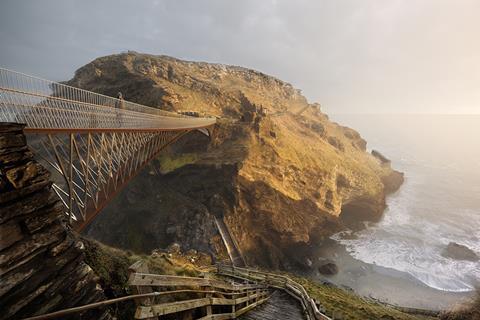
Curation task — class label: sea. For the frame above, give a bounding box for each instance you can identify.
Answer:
[329,114,480,293]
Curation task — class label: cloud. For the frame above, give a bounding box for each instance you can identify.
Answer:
[1,0,479,113]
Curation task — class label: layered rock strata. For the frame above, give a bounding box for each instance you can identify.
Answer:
[0,123,109,320]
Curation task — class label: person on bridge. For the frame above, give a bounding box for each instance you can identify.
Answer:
[116,92,125,109]
[115,92,125,127]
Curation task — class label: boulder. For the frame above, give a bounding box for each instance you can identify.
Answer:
[381,170,405,194]
[310,122,325,135]
[441,242,479,261]
[318,262,339,276]
[327,136,345,151]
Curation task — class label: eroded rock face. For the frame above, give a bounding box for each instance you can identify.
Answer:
[441,242,479,262]
[71,52,404,270]
[0,123,109,320]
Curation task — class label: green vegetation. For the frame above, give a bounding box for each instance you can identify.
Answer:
[82,238,204,319]
[83,238,203,292]
[292,276,437,320]
[83,238,439,320]
[157,153,197,173]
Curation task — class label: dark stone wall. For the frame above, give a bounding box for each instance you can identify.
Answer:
[0,123,110,320]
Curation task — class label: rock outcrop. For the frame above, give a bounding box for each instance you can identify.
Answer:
[441,242,479,262]
[318,262,339,276]
[68,52,404,270]
[0,123,109,320]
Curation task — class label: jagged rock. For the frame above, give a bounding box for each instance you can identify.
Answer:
[0,188,58,223]
[372,150,391,165]
[441,242,479,261]
[0,132,26,150]
[310,122,325,135]
[0,123,26,133]
[241,110,256,123]
[0,123,109,320]
[318,262,338,276]
[0,147,33,166]
[0,222,65,272]
[24,202,64,233]
[5,161,46,189]
[381,170,405,194]
[0,179,51,205]
[0,220,23,251]
[327,136,345,151]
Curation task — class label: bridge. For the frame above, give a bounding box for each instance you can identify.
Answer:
[0,67,215,231]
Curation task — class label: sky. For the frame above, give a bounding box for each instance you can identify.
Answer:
[1,0,479,114]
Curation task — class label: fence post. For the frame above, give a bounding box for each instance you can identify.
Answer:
[204,286,213,316]
[128,260,159,320]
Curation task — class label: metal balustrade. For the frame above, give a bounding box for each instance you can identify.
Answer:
[0,68,215,131]
[0,68,216,231]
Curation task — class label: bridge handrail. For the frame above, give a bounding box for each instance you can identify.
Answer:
[0,67,185,118]
[217,264,332,320]
[0,67,216,131]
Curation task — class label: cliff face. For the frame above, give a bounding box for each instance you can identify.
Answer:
[0,123,109,320]
[69,52,403,269]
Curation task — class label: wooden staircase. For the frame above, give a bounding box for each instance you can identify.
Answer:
[128,262,270,319]
[238,290,304,320]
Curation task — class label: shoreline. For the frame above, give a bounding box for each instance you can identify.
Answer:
[307,238,473,311]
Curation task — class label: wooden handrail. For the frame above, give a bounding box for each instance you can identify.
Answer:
[217,265,332,320]
[134,291,270,319]
[20,292,163,320]
[128,268,271,320]
[129,272,260,291]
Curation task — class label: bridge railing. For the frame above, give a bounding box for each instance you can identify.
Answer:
[0,67,215,131]
[217,265,332,320]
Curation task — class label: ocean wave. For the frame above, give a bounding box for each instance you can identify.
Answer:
[330,114,480,294]
[333,230,479,292]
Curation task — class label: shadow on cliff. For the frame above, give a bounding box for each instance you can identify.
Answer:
[83,126,249,262]
[230,177,341,270]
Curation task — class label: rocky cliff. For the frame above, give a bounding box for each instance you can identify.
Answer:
[0,123,109,320]
[68,52,403,269]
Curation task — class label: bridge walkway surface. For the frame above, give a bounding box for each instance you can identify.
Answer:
[238,290,305,320]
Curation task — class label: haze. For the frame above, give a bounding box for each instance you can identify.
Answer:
[1,0,479,114]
